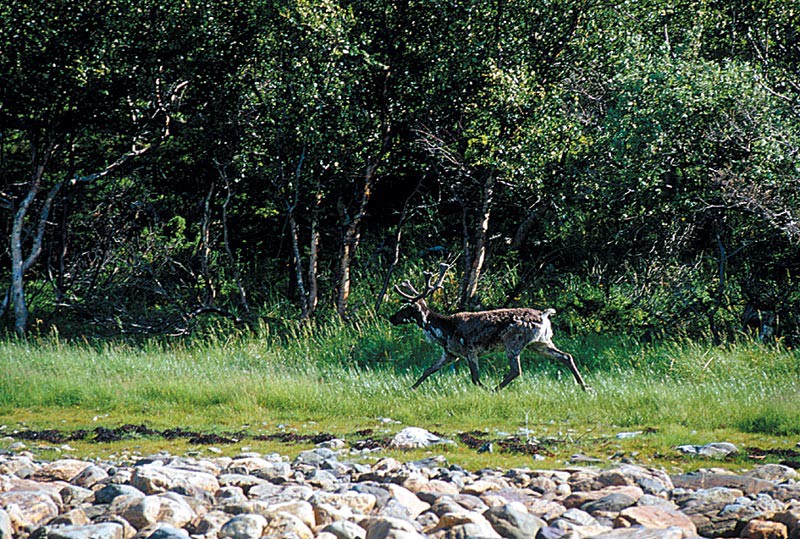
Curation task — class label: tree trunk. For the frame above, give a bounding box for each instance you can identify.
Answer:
[200,182,216,305]
[221,175,249,313]
[288,210,309,319]
[374,175,422,312]
[336,161,379,318]
[10,143,59,336]
[460,175,495,309]
[306,184,322,317]
[510,197,542,252]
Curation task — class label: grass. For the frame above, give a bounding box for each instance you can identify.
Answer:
[1,314,799,471]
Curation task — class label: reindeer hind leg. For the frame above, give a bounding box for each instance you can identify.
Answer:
[539,344,591,392]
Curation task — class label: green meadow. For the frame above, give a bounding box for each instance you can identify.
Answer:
[1,314,798,470]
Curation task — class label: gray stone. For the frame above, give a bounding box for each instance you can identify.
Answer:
[0,509,12,539]
[747,464,799,483]
[262,511,313,539]
[45,523,125,539]
[72,465,110,488]
[323,520,367,539]
[615,505,698,537]
[130,464,219,496]
[0,490,60,528]
[351,483,392,508]
[592,527,686,539]
[146,524,190,539]
[389,428,447,450]
[188,509,230,535]
[581,493,638,514]
[671,472,773,495]
[536,525,570,539]
[361,516,425,538]
[295,448,338,467]
[675,442,738,458]
[218,514,268,539]
[483,504,545,539]
[251,461,291,482]
[33,459,92,482]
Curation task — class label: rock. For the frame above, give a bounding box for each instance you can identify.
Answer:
[360,516,425,539]
[50,507,91,526]
[371,458,403,476]
[130,464,220,496]
[581,493,638,514]
[218,514,268,539]
[95,485,145,504]
[418,480,460,499]
[564,486,644,509]
[483,504,546,539]
[748,465,799,483]
[312,491,379,515]
[671,472,774,495]
[263,500,315,529]
[771,484,800,503]
[772,507,800,539]
[525,498,567,521]
[615,506,698,537]
[536,525,570,539]
[323,520,367,539]
[188,509,230,535]
[614,465,675,497]
[145,524,190,539]
[434,511,501,538]
[592,527,686,539]
[72,465,110,488]
[463,479,505,496]
[0,490,60,529]
[680,486,745,508]
[385,484,429,519]
[2,450,800,539]
[61,484,95,506]
[616,431,644,439]
[263,511,314,539]
[225,456,278,475]
[389,428,448,450]
[295,447,338,467]
[675,442,739,458]
[0,509,12,539]
[120,494,195,530]
[33,459,92,482]
[740,519,789,539]
[45,522,125,539]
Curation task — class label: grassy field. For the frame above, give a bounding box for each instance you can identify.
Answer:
[1,315,799,471]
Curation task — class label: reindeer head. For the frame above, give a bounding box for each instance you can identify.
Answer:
[389,262,450,327]
[389,299,428,326]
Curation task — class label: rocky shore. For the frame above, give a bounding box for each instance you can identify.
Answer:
[1,440,799,539]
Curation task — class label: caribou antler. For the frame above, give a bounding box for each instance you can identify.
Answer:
[394,259,455,302]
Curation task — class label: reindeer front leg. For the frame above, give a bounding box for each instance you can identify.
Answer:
[411,351,457,389]
[496,352,521,391]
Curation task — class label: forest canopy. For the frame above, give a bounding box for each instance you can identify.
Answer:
[1,0,798,341]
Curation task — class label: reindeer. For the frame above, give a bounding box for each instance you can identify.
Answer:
[389,264,590,392]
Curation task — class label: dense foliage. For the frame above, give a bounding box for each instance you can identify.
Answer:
[1,0,798,342]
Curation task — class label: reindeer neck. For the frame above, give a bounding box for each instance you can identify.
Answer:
[417,306,453,346]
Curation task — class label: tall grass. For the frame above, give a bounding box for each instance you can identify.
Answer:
[1,313,799,437]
